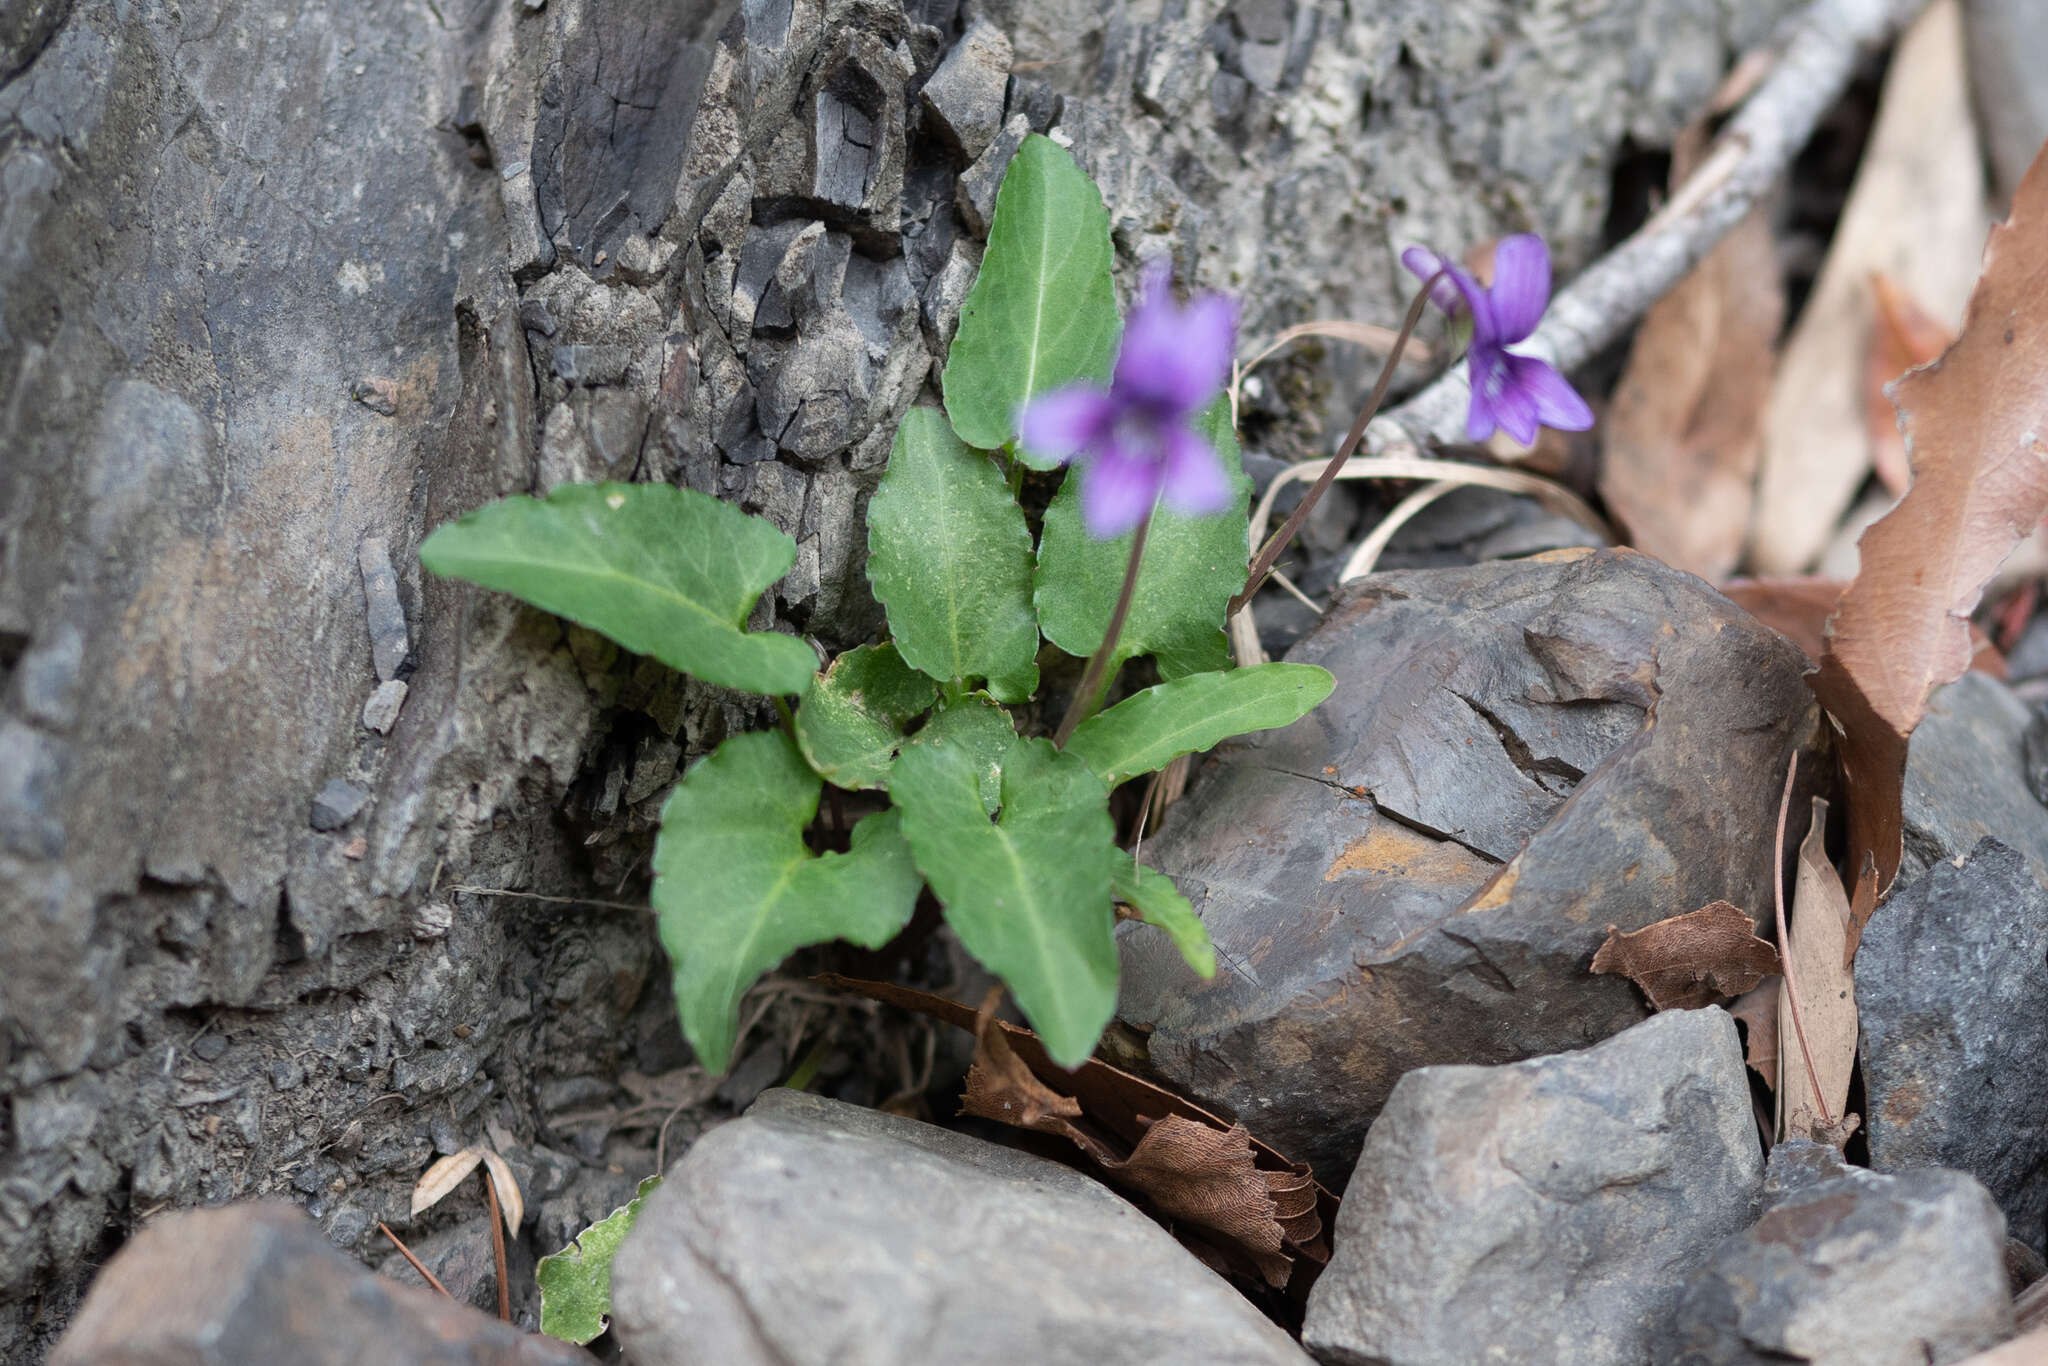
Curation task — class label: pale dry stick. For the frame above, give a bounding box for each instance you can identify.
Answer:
[1338,480,1459,582]
[1773,752,1834,1133]
[1230,456,1612,665]
[1368,0,1929,453]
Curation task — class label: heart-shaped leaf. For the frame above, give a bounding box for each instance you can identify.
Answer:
[653,731,923,1071]
[1067,663,1336,787]
[1035,400,1250,679]
[891,733,1119,1067]
[421,482,817,695]
[867,408,1040,701]
[794,643,938,790]
[942,134,1120,453]
[1112,860,1215,979]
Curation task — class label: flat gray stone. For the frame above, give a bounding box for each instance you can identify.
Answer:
[1304,1009,1762,1366]
[308,780,367,832]
[920,21,1011,162]
[1117,549,1818,1182]
[356,538,408,683]
[611,1089,1312,1366]
[1901,672,2048,881]
[360,679,407,734]
[1659,1167,2013,1366]
[1859,838,2048,1253]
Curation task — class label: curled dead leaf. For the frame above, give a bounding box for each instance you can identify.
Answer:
[1814,135,2048,897]
[1777,798,1859,1146]
[1590,900,1781,1011]
[1865,272,1955,496]
[822,973,1335,1297]
[478,1148,524,1238]
[1728,979,1781,1092]
[411,1148,485,1218]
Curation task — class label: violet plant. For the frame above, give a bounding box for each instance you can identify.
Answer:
[419,135,1335,1072]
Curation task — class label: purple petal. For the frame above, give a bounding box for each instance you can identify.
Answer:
[1080,446,1163,539]
[1159,425,1232,517]
[1018,385,1115,464]
[1505,352,1595,432]
[1113,264,1237,416]
[1401,246,1467,315]
[1486,234,1551,343]
[1466,344,1543,444]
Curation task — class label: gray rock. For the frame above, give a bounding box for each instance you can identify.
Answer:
[611,1089,1313,1366]
[357,538,408,683]
[1900,672,2048,880]
[1116,549,1818,1181]
[1659,1167,2014,1366]
[1964,0,2048,204]
[956,112,1031,237]
[360,680,407,734]
[1303,1009,1763,1366]
[1761,1138,1851,1203]
[308,781,368,833]
[1859,839,2048,1253]
[920,20,1011,161]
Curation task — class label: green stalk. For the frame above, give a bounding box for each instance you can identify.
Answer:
[1052,509,1154,747]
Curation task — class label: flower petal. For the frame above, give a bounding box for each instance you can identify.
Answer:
[1159,425,1233,518]
[1018,385,1115,465]
[1113,264,1237,416]
[1080,446,1164,539]
[1486,234,1551,343]
[1505,352,1595,432]
[1401,246,1467,315]
[1464,345,1511,443]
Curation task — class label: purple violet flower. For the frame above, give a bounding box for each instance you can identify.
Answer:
[1017,262,1238,539]
[1401,234,1595,446]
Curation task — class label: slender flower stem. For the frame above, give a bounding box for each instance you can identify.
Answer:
[1229,273,1444,616]
[1054,510,1154,748]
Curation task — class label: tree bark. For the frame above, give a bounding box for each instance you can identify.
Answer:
[0,0,1796,1350]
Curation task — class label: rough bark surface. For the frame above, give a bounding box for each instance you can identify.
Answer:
[0,0,1794,1351]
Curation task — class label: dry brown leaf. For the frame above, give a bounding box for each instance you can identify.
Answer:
[823,973,1335,1296]
[411,1147,485,1218]
[1590,900,1781,1010]
[1841,852,1880,970]
[1865,273,1957,495]
[1723,578,1848,664]
[478,1148,523,1238]
[1750,0,1986,573]
[1777,798,1858,1145]
[1812,135,2048,897]
[1601,134,1781,583]
[1728,979,1780,1092]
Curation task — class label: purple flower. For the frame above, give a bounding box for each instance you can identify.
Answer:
[1017,263,1238,539]
[1401,234,1595,446]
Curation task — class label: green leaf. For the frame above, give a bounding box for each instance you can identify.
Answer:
[1066,663,1336,787]
[653,731,924,1071]
[912,693,1016,816]
[941,134,1120,454]
[867,408,1041,701]
[1112,861,1215,979]
[793,644,938,790]
[892,734,1119,1067]
[1034,400,1250,679]
[420,482,816,695]
[536,1175,661,1345]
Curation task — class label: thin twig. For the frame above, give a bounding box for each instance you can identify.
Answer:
[482,1168,511,1323]
[1054,512,1154,747]
[378,1222,452,1298]
[445,885,649,913]
[1773,752,1833,1130]
[1369,0,1927,452]
[1231,277,1441,614]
